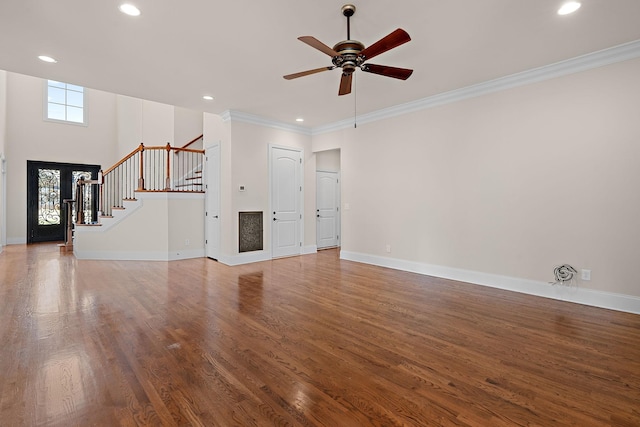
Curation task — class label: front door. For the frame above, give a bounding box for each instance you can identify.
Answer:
[27,161,100,243]
[316,171,340,249]
[270,146,302,258]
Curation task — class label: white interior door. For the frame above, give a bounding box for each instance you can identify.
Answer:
[205,144,220,260]
[271,146,302,258]
[316,171,340,249]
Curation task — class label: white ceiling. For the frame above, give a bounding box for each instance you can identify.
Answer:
[2,1,640,130]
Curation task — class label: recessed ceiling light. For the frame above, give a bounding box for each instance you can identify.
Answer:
[202,95,214,101]
[38,55,57,63]
[296,118,304,122]
[119,3,141,16]
[558,1,581,15]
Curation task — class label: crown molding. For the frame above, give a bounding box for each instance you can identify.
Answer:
[220,110,312,136]
[311,39,640,135]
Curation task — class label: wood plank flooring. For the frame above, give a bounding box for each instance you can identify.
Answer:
[1,243,639,426]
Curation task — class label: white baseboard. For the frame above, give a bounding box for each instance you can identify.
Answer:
[74,248,205,261]
[217,246,317,266]
[302,245,317,255]
[217,250,271,266]
[7,237,26,245]
[340,251,640,315]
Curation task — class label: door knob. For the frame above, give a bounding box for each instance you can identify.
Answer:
[273,217,277,221]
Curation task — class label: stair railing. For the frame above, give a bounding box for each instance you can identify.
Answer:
[101,143,204,216]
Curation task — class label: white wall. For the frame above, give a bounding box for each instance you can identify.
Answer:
[203,119,314,260]
[5,72,118,244]
[116,95,143,159]
[74,192,204,260]
[143,101,174,147]
[174,107,203,148]
[117,96,200,159]
[316,149,340,172]
[231,122,315,257]
[314,57,640,301]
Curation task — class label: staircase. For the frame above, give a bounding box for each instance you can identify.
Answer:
[72,138,206,261]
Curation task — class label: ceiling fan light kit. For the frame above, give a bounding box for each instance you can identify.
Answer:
[284,4,413,96]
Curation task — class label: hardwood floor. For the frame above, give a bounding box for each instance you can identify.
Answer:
[0,244,639,426]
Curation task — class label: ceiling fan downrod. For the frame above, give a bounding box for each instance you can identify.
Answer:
[342,4,356,40]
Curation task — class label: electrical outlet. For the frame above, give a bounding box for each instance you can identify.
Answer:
[185,239,190,246]
[385,244,391,253]
[581,269,591,281]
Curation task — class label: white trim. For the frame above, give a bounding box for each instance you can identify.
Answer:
[302,245,317,255]
[75,248,205,261]
[312,39,640,134]
[42,79,88,127]
[218,40,640,136]
[217,250,271,266]
[7,237,27,245]
[135,191,204,200]
[221,110,311,135]
[340,251,640,315]
[1,152,6,247]
[79,198,143,232]
[204,144,221,260]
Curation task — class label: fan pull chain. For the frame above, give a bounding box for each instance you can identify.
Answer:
[354,72,357,128]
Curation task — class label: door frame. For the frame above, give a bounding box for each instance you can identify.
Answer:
[26,160,100,244]
[269,144,304,259]
[205,143,221,260]
[316,170,341,249]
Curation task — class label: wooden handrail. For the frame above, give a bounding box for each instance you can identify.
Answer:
[100,142,205,215]
[172,146,205,154]
[181,134,203,149]
[102,143,143,175]
[103,143,205,176]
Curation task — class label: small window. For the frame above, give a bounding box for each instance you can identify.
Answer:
[45,80,86,125]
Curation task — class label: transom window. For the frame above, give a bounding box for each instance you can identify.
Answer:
[45,80,86,124]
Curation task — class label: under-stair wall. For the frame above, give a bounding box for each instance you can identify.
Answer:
[74,192,204,261]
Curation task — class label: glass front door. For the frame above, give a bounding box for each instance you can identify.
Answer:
[27,161,100,243]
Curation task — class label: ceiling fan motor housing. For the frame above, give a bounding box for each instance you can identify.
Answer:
[332,40,364,74]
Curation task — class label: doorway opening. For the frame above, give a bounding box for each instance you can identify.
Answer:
[315,149,341,250]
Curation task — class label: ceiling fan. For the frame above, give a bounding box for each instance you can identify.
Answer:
[283,4,413,96]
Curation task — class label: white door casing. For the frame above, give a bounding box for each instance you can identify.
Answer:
[316,171,340,249]
[205,144,220,260]
[270,146,302,258]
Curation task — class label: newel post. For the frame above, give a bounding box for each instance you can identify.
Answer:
[137,143,145,191]
[98,169,104,216]
[165,143,171,190]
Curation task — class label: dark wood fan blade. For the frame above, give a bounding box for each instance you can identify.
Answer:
[361,63,413,80]
[298,36,340,57]
[283,66,335,80]
[338,73,352,96]
[359,28,411,61]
